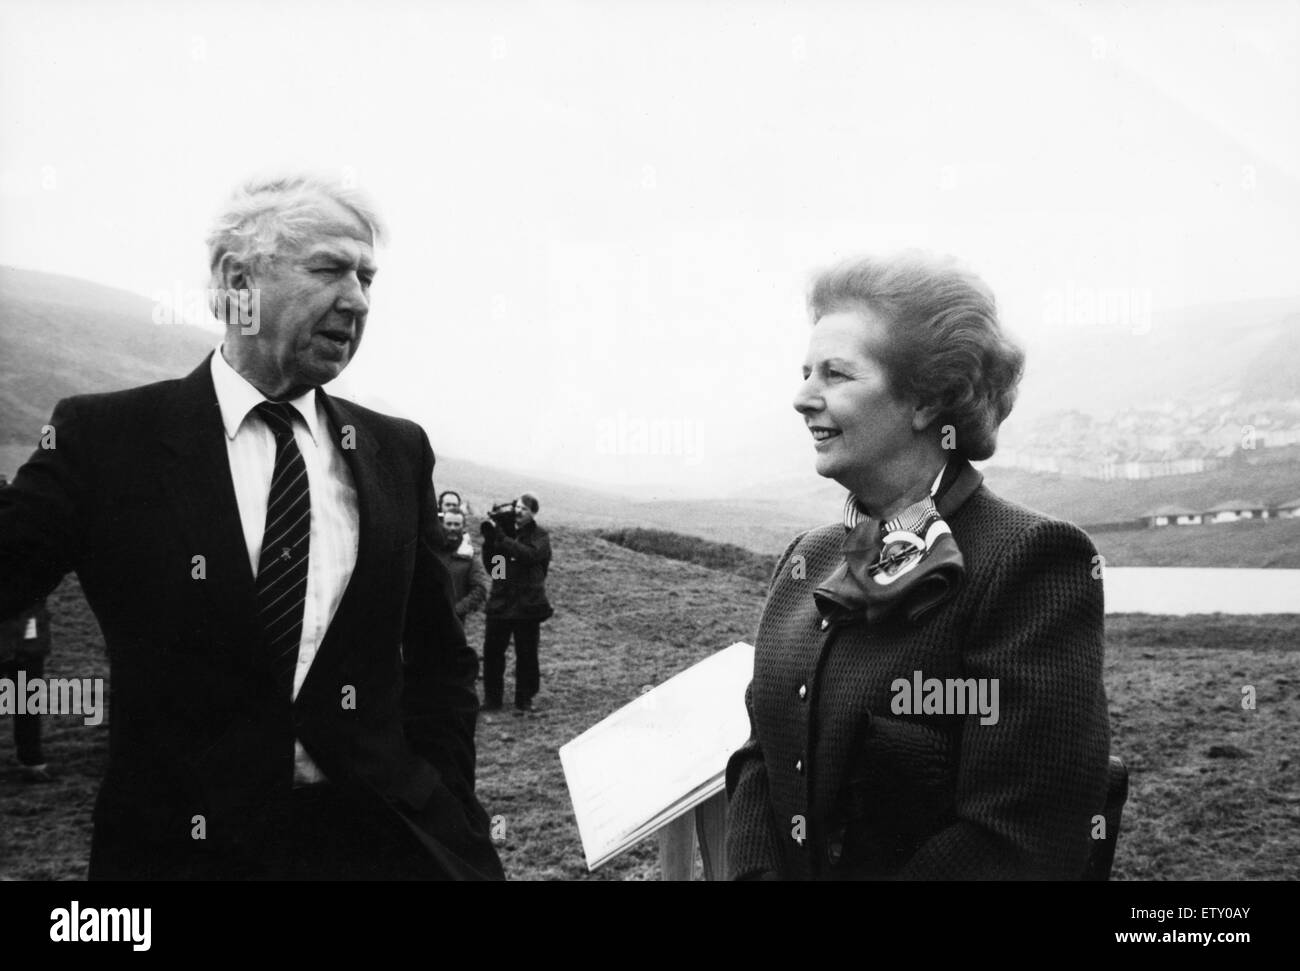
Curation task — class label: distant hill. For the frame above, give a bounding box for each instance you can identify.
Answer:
[585,518,1300,581]
[595,527,773,581]
[0,267,787,548]
[4,265,1297,567]
[703,458,1300,556]
[0,266,218,470]
[432,455,833,554]
[429,454,642,528]
[730,295,1300,536]
[1240,314,1300,401]
[0,268,677,533]
[1014,296,1300,418]
[977,462,1300,526]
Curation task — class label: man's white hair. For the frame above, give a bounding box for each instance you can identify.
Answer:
[205,173,387,291]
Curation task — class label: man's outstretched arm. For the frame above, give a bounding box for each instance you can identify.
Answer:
[0,397,91,620]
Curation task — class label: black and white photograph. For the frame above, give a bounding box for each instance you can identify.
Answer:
[0,0,1295,941]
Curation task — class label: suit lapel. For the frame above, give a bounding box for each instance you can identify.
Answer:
[153,366,403,678]
[155,354,263,661]
[305,392,398,683]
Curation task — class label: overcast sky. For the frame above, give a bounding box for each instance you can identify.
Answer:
[2,0,1297,496]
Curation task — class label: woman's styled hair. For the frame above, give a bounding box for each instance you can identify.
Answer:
[205,173,387,288]
[807,251,1025,461]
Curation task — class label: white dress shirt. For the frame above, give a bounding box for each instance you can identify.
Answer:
[210,347,360,785]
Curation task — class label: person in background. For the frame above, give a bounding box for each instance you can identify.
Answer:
[0,477,52,783]
[0,600,53,783]
[435,510,490,623]
[437,490,475,555]
[479,493,553,715]
[439,490,463,517]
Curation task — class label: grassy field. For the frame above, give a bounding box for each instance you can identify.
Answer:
[1091,517,1300,568]
[1,527,1297,880]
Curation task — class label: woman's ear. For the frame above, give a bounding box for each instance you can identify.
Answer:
[912,399,944,433]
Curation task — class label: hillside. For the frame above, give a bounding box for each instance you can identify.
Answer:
[430,454,650,530]
[3,264,1296,568]
[595,519,1300,573]
[1015,296,1300,417]
[717,460,1300,555]
[0,266,811,546]
[726,294,1300,539]
[1092,518,1300,569]
[979,462,1300,526]
[433,460,833,557]
[1241,315,1300,401]
[0,267,217,442]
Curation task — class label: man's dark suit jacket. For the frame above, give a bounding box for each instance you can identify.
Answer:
[0,355,504,880]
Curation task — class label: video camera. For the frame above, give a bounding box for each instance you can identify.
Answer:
[483,500,519,539]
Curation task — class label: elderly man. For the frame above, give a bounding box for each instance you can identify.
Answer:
[0,174,503,881]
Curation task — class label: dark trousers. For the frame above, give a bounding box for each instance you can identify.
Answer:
[1,654,45,766]
[482,618,541,708]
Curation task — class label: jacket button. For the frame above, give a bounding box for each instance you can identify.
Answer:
[795,759,804,774]
[827,831,845,866]
[820,618,830,631]
[798,683,807,701]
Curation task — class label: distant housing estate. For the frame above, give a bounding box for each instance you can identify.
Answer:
[991,399,1300,480]
[1143,497,1300,528]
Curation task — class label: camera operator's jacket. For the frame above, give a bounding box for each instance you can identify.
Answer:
[481,523,553,622]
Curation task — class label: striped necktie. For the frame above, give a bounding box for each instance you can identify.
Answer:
[254,401,311,694]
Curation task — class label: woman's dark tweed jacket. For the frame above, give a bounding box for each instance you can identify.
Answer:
[725,460,1111,880]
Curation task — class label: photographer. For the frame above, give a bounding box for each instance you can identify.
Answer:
[479,493,553,714]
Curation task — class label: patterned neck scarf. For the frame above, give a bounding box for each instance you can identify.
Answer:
[814,461,982,626]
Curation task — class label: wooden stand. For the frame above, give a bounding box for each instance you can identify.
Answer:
[656,790,728,880]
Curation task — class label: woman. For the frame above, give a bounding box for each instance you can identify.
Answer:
[725,252,1111,880]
